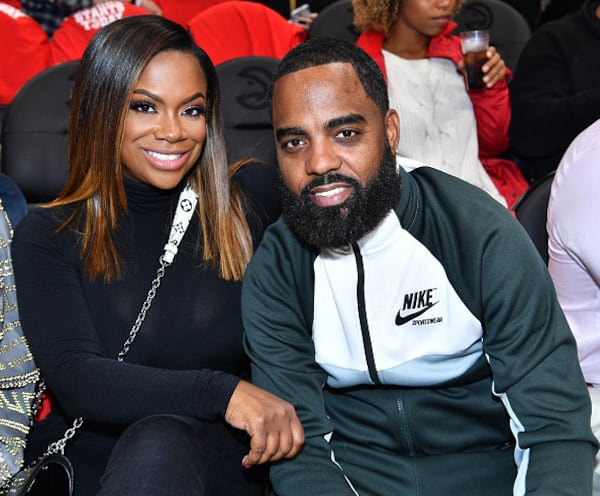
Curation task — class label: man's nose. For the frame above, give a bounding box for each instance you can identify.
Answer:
[305,139,342,176]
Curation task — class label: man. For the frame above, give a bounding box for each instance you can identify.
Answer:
[242,38,597,495]
[547,118,600,495]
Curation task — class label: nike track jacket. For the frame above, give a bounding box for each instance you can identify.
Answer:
[242,166,597,495]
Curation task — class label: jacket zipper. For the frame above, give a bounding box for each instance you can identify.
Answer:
[352,241,381,385]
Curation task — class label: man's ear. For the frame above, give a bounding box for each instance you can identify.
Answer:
[385,109,400,153]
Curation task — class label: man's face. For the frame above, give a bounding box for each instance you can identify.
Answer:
[271,62,401,248]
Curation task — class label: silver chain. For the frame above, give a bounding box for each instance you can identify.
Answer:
[118,255,170,362]
[1,184,198,493]
[37,183,197,457]
[44,255,171,456]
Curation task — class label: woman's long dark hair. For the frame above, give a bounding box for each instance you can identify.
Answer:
[52,15,252,281]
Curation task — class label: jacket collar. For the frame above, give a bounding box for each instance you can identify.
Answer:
[393,166,420,232]
[426,20,462,64]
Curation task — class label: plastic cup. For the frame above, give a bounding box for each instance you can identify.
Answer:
[459,30,490,91]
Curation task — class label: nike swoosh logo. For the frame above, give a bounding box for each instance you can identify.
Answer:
[395,301,438,326]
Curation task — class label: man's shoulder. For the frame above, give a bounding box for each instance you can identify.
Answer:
[401,165,516,237]
[249,217,317,272]
[259,216,302,249]
[407,165,499,205]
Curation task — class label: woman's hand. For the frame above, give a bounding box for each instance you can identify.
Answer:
[481,46,506,88]
[457,46,507,89]
[225,380,305,467]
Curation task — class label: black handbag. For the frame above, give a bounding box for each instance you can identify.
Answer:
[3,453,74,496]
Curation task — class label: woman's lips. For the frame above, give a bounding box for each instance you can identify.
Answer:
[431,16,450,25]
[144,149,189,170]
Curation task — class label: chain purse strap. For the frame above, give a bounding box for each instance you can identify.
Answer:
[38,183,199,457]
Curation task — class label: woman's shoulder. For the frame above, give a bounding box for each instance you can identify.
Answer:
[13,204,78,249]
[17,203,73,227]
[427,30,462,63]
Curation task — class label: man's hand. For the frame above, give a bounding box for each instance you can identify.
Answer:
[225,380,305,466]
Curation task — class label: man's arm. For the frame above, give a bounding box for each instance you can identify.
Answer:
[478,211,598,494]
[242,225,359,495]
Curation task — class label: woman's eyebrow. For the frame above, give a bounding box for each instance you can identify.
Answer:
[132,89,206,104]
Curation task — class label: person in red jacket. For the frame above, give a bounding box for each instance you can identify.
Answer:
[353,0,528,208]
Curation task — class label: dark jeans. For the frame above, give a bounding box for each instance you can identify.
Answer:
[96,415,266,496]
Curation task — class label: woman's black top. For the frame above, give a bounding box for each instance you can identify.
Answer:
[12,178,248,439]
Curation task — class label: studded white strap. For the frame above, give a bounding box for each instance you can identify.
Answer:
[162,183,199,265]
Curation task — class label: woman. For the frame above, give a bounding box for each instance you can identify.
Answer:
[353,0,528,207]
[12,15,303,495]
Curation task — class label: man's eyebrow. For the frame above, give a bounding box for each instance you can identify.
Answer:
[275,114,367,140]
[276,127,304,140]
[325,114,366,129]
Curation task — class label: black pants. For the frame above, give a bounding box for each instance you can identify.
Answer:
[96,415,266,495]
[27,414,266,495]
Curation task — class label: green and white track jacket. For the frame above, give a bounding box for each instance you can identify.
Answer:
[242,166,597,495]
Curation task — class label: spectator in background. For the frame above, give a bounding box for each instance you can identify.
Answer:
[509,0,600,183]
[20,0,162,37]
[353,0,528,207]
[537,0,585,26]
[0,173,27,228]
[497,0,584,31]
[547,118,600,495]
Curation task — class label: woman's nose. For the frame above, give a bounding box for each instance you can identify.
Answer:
[154,113,185,142]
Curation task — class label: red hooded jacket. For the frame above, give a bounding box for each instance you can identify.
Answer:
[357,22,527,207]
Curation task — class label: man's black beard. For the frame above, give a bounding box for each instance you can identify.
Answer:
[278,143,401,249]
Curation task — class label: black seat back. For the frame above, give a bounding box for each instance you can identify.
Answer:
[216,55,282,225]
[1,61,79,206]
[307,0,359,42]
[511,172,555,264]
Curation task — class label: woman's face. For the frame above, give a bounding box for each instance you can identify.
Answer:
[121,50,208,190]
[397,0,457,38]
